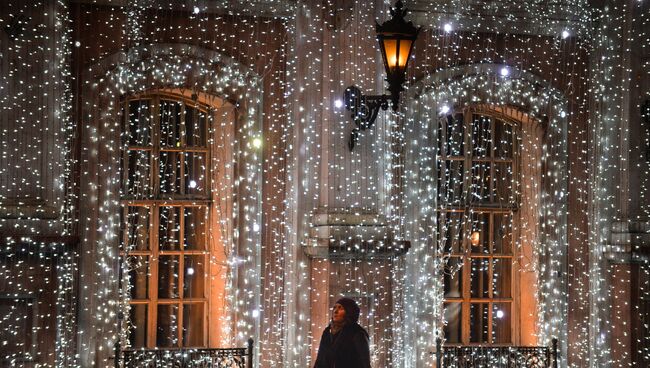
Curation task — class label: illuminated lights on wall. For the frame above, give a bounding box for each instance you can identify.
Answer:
[0,0,648,367]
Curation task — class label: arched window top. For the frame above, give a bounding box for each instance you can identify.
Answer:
[122,91,232,201]
[438,108,521,209]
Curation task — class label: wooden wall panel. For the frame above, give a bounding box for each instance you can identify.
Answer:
[0,0,67,234]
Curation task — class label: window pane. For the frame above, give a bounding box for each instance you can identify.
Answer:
[184,207,207,250]
[469,212,490,254]
[127,255,149,300]
[492,303,512,343]
[439,212,463,253]
[444,257,463,298]
[494,120,514,159]
[397,38,412,68]
[494,162,514,203]
[185,107,207,147]
[183,303,205,347]
[185,152,207,195]
[126,150,151,196]
[439,160,464,204]
[493,213,513,254]
[183,256,205,298]
[128,304,148,348]
[126,206,149,251]
[492,258,512,298]
[469,303,489,343]
[160,100,182,147]
[470,161,491,203]
[156,304,179,347]
[444,114,464,157]
[158,256,180,299]
[443,303,462,343]
[159,207,181,250]
[159,151,181,194]
[470,258,490,298]
[128,100,151,146]
[471,115,491,158]
[382,39,397,68]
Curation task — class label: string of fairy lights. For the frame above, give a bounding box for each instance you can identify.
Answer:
[1,0,649,367]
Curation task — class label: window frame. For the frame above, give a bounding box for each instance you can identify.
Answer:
[439,107,521,346]
[120,92,213,348]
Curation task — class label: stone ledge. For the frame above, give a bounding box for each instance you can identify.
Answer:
[606,220,650,263]
[304,237,410,259]
[304,208,410,259]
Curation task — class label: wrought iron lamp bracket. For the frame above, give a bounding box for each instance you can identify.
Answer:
[344,85,389,151]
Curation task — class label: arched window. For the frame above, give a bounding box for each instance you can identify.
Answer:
[439,108,520,345]
[120,92,216,348]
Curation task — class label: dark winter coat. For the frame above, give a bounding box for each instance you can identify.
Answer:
[313,322,371,368]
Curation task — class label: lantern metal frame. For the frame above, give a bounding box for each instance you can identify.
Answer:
[344,0,419,151]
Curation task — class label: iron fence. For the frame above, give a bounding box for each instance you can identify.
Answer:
[436,338,558,368]
[115,339,253,368]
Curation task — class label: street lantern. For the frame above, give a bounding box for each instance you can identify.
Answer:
[376,0,419,110]
[344,0,420,150]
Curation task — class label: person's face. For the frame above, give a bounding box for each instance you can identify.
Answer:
[332,303,346,323]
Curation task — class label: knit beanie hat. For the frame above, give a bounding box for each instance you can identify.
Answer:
[336,297,360,324]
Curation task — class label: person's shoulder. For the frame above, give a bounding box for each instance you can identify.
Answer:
[321,325,332,335]
[350,323,369,338]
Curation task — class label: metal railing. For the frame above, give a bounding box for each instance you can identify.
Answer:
[435,338,558,368]
[115,339,254,368]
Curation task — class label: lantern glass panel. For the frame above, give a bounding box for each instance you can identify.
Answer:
[398,39,412,68]
[382,38,398,69]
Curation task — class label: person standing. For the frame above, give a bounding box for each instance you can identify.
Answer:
[314,297,371,368]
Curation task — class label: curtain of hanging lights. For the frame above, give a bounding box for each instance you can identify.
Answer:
[1,0,649,367]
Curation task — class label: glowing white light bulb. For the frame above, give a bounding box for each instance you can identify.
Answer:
[443,23,452,33]
[188,180,197,188]
[75,41,81,47]
[500,67,509,76]
[253,137,262,148]
[334,99,343,109]
[187,267,195,276]
[562,30,570,39]
[193,6,200,14]
[440,105,450,114]
[496,309,504,319]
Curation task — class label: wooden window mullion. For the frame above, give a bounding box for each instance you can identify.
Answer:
[148,96,161,348]
[463,111,472,206]
[489,212,495,299]
[177,302,184,347]
[180,103,186,197]
[488,301,493,344]
[490,116,495,203]
[461,110,472,345]
[178,206,185,347]
[152,96,161,196]
[462,255,470,345]
[206,111,212,200]
[148,204,159,348]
